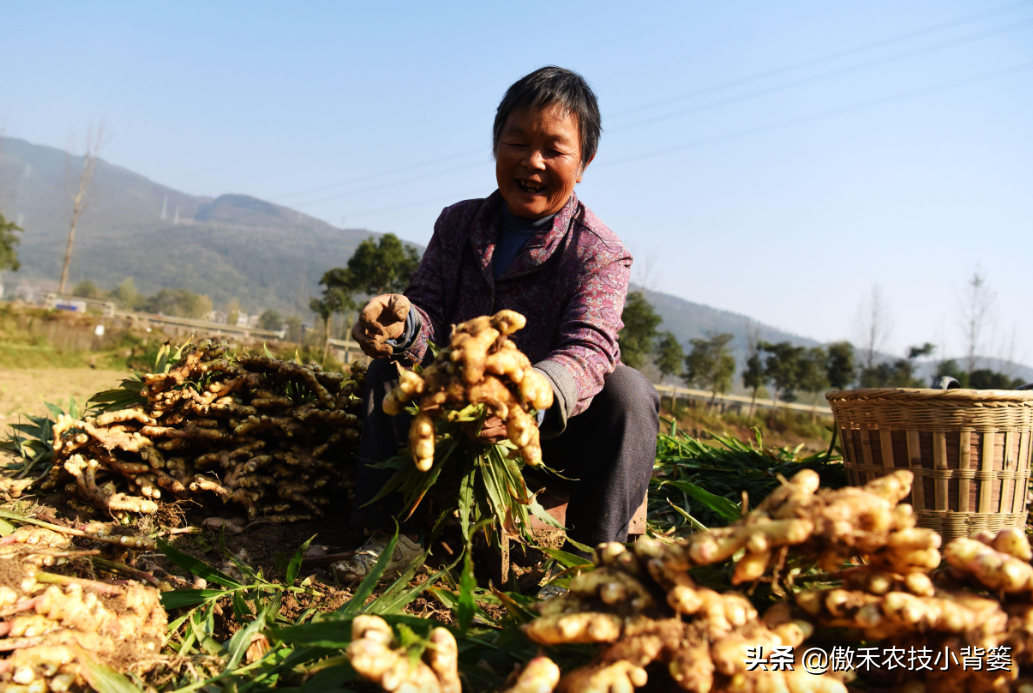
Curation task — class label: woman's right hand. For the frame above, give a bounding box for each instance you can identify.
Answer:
[352,294,411,358]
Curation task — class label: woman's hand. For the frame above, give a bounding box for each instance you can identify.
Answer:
[460,416,508,445]
[352,294,411,358]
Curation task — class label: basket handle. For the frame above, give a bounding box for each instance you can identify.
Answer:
[934,378,1033,390]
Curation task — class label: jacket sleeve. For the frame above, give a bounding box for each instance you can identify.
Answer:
[399,208,452,365]
[535,239,631,425]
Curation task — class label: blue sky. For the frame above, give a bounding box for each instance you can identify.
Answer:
[3,1,1031,365]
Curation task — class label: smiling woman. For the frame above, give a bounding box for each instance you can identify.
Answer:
[342,66,660,581]
[492,67,601,220]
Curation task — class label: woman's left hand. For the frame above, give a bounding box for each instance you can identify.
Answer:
[460,416,507,444]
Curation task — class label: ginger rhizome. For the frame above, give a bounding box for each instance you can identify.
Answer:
[41,341,364,523]
[0,523,166,692]
[383,310,553,469]
[347,615,461,693]
[510,470,1033,693]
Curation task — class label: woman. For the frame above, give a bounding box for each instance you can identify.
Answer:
[338,66,660,579]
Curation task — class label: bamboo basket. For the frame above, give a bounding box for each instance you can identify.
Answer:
[826,388,1033,542]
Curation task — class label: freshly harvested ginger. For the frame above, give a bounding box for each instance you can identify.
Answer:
[383,310,553,469]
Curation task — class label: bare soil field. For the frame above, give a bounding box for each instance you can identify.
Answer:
[0,367,129,425]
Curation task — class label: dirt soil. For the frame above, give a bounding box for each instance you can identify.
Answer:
[0,368,128,424]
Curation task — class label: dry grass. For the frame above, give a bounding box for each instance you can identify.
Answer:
[660,401,833,453]
[0,368,129,425]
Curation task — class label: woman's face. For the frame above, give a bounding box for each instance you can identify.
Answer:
[495,103,594,220]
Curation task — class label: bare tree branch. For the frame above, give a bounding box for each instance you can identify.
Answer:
[957,269,996,376]
[629,241,663,294]
[59,123,108,295]
[854,284,893,370]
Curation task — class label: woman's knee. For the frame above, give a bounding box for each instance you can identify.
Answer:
[601,363,661,418]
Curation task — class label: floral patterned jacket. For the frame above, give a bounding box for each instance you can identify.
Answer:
[401,191,631,427]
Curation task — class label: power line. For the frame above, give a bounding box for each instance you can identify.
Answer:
[234,113,486,190]
[610,17,1033,134]
[272,147,483,202]
[255,5,1033,221]
[345,188,486,221]
[279,20,1033,215]
[290,157,490,208]
[598,61,1033,170]
[200,76,498,179]
[609,0,1033,121]
[208,2,864,193]
[332,61,1033,222]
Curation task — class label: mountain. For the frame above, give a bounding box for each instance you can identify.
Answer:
[643,287,817,351]
[633,287,818,388]
[2,135,1028,384]
[0,136,822,342]
[0,136,377,315]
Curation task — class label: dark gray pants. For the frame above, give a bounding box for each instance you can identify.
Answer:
[350,359,660,546]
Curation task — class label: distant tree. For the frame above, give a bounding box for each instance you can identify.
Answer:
[908,342,936,360]
[0,212,21,273]
[761,341,806,412]
[654,331,683,411]
[826,341,856,390]
[797,347,830,421]
[72,279,102,299]
[684,333,736,406]
[145,288,212,319]
[860,361,910,388]
[111,278,144,310]
[655,332,684,384]
[860,343,935,388]
[332,233,421,297]
[318,233,420,357]
[284,315,304,344]
[742,325,764,418]
[855,285,893,371]
[969,369,1024,390]
[742,352,766,419]
[958,270,996,376]
[310,287,355,362]
[59,123,106,295]
[618,291,662,370]
[226,298,241,326]
[258,309,283,331]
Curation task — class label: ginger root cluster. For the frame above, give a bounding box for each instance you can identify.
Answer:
[517,471,1033,692]
[0,525,166,693]
[343,465,1033,691]
[347,615,461,693]
[42,341,364,523]
[383,310,553,469]
[522,536,847,693]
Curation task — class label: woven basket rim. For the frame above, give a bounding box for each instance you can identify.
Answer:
[826,388,1033,404]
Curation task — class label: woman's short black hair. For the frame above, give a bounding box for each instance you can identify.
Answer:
[492,66,601,168]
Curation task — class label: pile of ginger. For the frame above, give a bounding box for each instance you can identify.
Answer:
[32,341,364,524]
[346,468,1033,692]
[383,310,553,469]
[0,525,166,693]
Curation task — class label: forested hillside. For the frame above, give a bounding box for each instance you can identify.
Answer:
[0,136,376,315]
